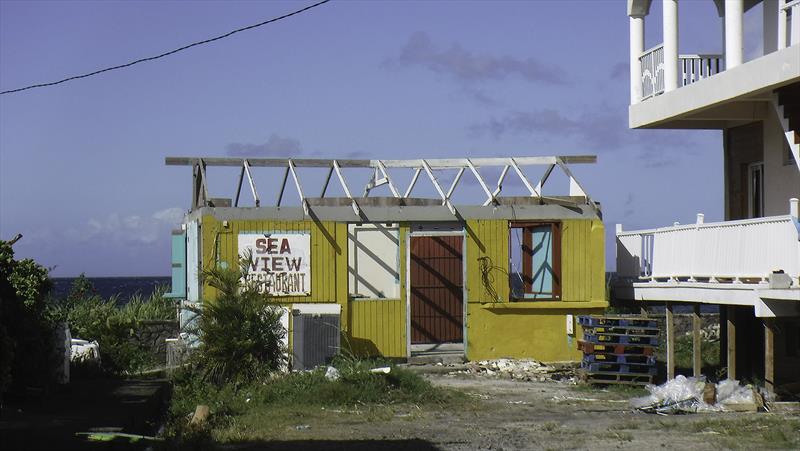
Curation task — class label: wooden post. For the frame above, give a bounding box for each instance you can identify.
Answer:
[764,318,775,394]
[693,304,702,378]
[666,303,675,380]
[727,305,737,380]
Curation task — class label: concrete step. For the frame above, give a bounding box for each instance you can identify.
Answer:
[407,352,466,366]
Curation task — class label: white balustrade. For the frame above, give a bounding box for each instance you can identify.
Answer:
[639,44,664,100]
[639,45,725,101]
[617,215,800,283]
[679,54,723,86]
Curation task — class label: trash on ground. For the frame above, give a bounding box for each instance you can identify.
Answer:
[191,405,210,424]
[631,375,771,414]
[70,338,101,363]
[324,366,340,381]
[369,366,391,374]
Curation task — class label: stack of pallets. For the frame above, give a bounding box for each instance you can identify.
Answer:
[577,315,659,385]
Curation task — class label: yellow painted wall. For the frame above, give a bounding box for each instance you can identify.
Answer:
[561,219,606,303]
[463,218,607,361]
[465,219,510,303]
[466,306,603,361]
[198,215,605,362]
[464,218,606,304]
[200,215,347,304]
[348,299,406,357]
[345,225,407,358]
[199,215,407,358]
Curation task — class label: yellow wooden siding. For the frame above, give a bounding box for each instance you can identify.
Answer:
[200,215,347,304]
[466,306,605,361]
[200,215,407,357]
[345,225,407,358]
[465,219,509,303]
[464,218,604,304]
[347,299,406,357]
[560,219,605,303]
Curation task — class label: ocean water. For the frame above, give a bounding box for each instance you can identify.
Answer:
[50,276,171,303]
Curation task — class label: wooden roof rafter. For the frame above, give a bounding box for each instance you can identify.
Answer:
[166,155,599,215]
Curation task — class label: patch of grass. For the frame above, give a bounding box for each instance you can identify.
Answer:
[164,358,469,448]
[609,421,640,430]
[655,334,721,376]
[597,430,634,442]
[541,421,559,432]
[682,415,800,449]
[570,382,648,399]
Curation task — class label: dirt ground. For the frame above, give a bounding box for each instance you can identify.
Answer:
[226,372,800,451]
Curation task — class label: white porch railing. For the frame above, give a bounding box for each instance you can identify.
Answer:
[640,45,724,100]
[640,44,664,100]
[616,213,800,284]
[679,54,723,86]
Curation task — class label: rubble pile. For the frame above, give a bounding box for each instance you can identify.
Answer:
[448,358,577,383]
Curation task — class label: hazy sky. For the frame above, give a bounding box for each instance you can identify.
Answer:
[2,0,765,276]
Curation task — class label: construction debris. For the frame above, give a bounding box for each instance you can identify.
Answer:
[631,375,771,414]
[444,358,577,383]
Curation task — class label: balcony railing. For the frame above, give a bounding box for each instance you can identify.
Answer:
[640,44,664,100]
[679,54,723,86]
[616,213,800,283]
[639,45,723,100]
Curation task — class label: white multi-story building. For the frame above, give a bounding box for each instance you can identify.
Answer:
[616,0,799,393]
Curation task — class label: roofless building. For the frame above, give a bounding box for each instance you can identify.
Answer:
[165,156,606,366]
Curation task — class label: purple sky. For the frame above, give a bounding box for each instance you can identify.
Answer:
[2,1,765,276]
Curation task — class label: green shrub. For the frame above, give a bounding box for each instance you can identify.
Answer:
[60,277,176,375]
[186,263,286,386]
[0,240,58,395]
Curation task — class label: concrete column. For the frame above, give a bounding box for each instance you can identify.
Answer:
[630,15,645,104]
[763,0,779,54]
[791,198,799,218]
[663,0,679,92]
[725,0,744,69]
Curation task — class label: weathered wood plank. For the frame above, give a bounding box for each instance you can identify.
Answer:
[693,304,702,378]
[165,155,597,168]
[765,318,774,393]
[727,305,737,381]
[666,303,675,380]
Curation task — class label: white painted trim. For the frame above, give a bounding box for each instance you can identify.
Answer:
[757,288,800,301]
[624,282,800,317]
[291,303,341,315]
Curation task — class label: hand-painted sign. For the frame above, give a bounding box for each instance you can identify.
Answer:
[238,233,310,296]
